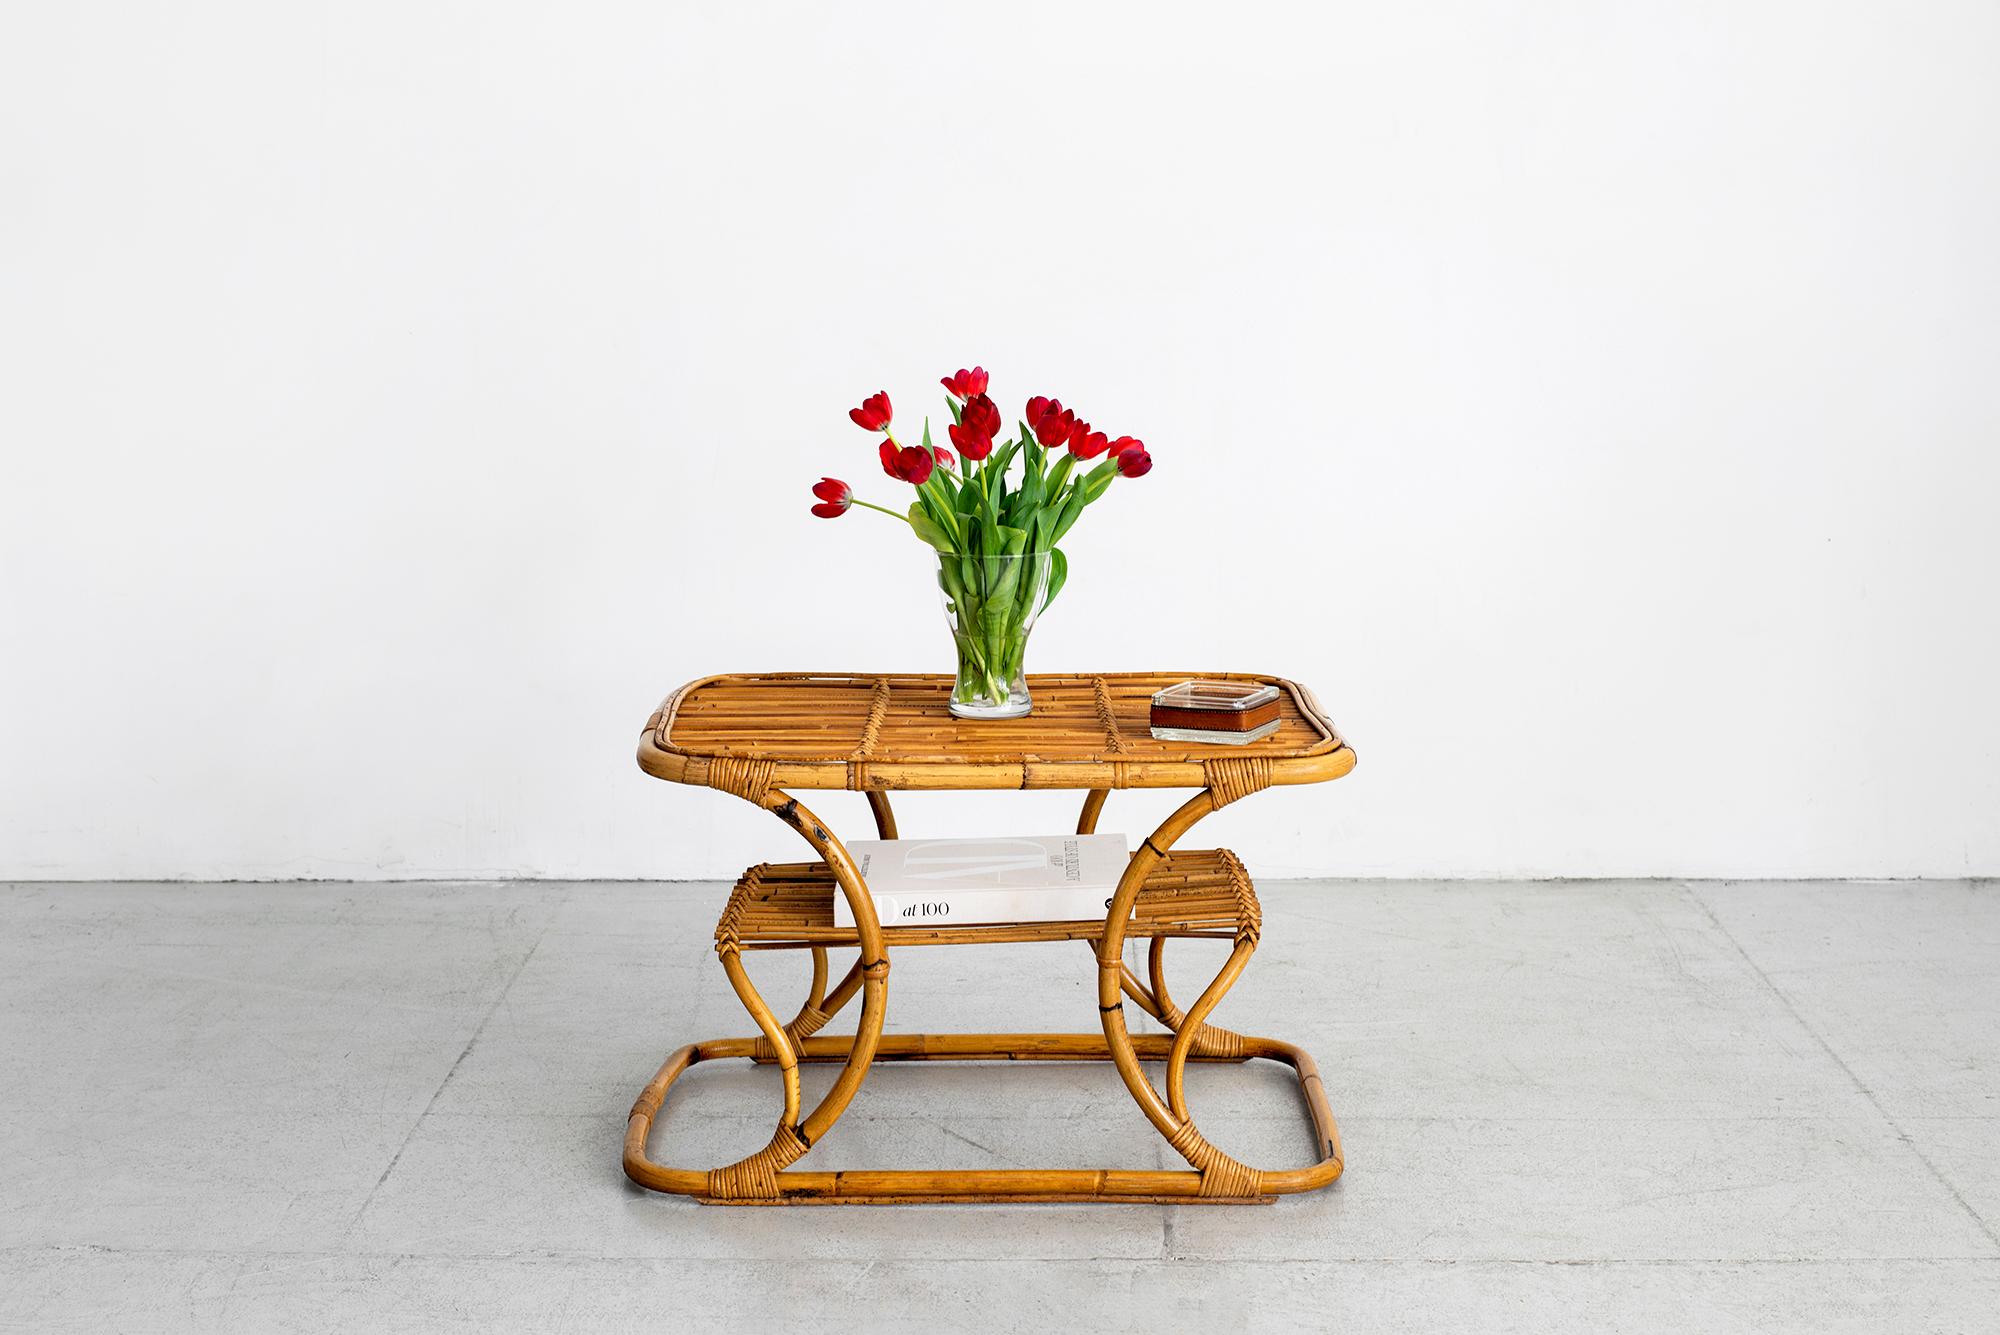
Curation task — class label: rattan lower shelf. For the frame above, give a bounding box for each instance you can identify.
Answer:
[718,849,1257,950]
[626,672,1357,1205]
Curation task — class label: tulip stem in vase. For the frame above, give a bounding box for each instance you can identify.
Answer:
[810,368,1155,719]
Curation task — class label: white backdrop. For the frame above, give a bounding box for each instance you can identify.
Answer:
[4,3,1997,881]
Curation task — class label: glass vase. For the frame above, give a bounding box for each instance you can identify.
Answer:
[937,551,1054,719]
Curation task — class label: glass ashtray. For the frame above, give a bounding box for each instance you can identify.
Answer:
[1149,680,1282,744]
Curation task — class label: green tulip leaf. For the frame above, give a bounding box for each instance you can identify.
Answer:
[908,504,954,553]
[1017,458,1045,514]
[1051,488,1089,543]
[1045,452,1077,496]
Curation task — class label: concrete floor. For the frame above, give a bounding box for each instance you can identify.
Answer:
[2,879,1997,1333]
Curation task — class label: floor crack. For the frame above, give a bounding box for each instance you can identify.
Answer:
[1685,882,2000,1252]
[336,897,563,1245]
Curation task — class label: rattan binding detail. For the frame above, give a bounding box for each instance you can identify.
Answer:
[1153,998,1249,1058]
[1165,1118,1264,1197]
[1092,675,1128,754]
[1203,756,1274,807]
[706,1122,808,1201]
[750,1003,834,1063]
[703,756,778,803]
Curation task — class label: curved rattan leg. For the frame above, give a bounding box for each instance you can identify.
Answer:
[1076,787,1179,1023]
[1147,936,1254,1058]
[718,945,803,1128]
[762,791,892,1150]
[1163,938,1255,1121]
[1148,938,1176,1023]
[1097,789,1271,1198]
[743,952,869,1067]
[750,946,851,1062]
[804,945,829,1012]
[866,790,898,839]
[1115,959,1171,1021]
[1076,788,1108,835]
[635,784,891,1202]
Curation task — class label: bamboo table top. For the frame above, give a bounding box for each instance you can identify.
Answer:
[639,672,1354,793]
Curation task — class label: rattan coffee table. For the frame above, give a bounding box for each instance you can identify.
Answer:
[628,671,1356,1204]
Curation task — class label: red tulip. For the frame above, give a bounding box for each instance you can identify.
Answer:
[961,393,1002,440]
[1028,396,1074,448]
[933,442,955,470]
[947,420,991,460]
[1066,420,1109,459]
[948,393,1002,460]
[849,391,893,432]
[940,366,989,399]
[1106,436,1143,457]
[810,477,852,518]
[885,444,934,485]
[1115,444,1153,478]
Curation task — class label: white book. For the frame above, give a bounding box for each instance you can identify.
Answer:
[834,833,1131,928]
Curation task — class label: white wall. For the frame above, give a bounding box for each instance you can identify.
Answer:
[5,2,1998,882]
